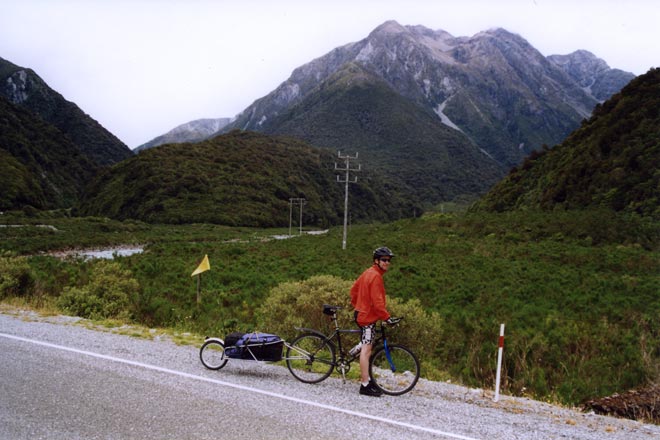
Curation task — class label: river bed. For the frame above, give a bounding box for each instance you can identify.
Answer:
[48,246,144,260]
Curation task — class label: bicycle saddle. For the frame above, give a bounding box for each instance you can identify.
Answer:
[322,304,342,316]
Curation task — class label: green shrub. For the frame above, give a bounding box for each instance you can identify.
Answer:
[386,296,444,364]
[0,254,34,298]
[57,261,139,320]
[256,275,353,340]
[0,257,34,298]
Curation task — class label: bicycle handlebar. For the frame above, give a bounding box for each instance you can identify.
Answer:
[384,317,403,326]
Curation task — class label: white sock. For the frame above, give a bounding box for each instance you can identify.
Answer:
[361,381,370,387]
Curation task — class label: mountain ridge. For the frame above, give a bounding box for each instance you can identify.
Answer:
[0,56,133,166]
[77,130,418,225]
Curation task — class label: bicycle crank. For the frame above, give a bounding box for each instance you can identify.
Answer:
[336,360,351,381]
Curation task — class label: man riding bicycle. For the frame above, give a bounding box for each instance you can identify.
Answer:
[350,246,398,397]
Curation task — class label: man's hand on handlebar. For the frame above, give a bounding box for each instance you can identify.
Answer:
[385,317,403,326]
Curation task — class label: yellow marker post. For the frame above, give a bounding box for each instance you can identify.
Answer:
[191,254,211,305]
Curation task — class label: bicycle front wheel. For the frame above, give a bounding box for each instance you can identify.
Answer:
[200,340,228,370]
[285,334,335,384]
[369,343,420,395]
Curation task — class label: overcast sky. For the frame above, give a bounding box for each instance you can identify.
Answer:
[1,0,657,149]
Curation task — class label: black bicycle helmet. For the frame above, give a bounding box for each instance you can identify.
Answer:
[373,247,395,260]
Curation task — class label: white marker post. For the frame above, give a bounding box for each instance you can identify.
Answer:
[494,323,505,402]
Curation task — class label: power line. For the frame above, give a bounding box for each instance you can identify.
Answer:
[335,151,361,250]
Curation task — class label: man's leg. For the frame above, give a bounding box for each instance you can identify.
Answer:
[359,343,372,384]
[357,322,382,396]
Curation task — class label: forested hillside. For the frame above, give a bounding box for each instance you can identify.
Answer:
[77,130,418,225]
[474,68,659,219]
[0,95,98,210]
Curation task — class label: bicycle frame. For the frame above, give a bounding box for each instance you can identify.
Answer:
[292,308,393,379]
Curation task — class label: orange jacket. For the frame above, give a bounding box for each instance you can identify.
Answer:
[350,264,391,326]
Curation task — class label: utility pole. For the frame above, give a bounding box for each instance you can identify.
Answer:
[289,198,306,236]
[335,151,360,250]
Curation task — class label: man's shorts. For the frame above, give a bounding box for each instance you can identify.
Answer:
[354,311,376,345]
[359,323,376,345]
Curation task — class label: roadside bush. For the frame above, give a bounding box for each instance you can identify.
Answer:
[386,296,444,363]
[0,254,34,298]
[57,261,139,320]
[256,275,353,340]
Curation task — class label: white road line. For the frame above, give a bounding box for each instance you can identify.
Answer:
[1,332,480,440]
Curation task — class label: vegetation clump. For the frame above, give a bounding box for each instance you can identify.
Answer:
[0,253,33,298]
[57,261,138,320]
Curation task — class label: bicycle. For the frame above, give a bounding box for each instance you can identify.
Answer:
[285,304,420,395]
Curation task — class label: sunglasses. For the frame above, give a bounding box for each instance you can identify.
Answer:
[379,258,392,263]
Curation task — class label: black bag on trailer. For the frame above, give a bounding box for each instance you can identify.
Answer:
[226,332,283,361]
[224,332,245,347]
[224,332,246,359]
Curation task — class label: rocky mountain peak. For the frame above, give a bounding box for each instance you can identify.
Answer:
[368,20,409,38]
[551,49,609,68]
[135,117,231,152]
[463,27,542,64]
[548,50,610,82]
[548,50,635,101]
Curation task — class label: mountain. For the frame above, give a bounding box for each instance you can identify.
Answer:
[135,117,231,152]
[77,130,418,225]
[0,95,98,210]
[548,50,636,101]
[472,68,660,219]
[221,22,634,160]
[250,62,505,204]
[215,21,634,205]
[0,56,133,166]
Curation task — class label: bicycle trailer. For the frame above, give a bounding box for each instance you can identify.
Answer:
[224,331,284,361]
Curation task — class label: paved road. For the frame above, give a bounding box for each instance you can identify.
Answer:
[0,314,475,440]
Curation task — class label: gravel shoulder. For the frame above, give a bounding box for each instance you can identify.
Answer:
[2,306,660,440]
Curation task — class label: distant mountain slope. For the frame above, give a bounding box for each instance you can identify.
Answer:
[222,21,633,170]
[77,130,417,226]
[135,117,231,152]
[0,95,98,210]
[0,56,133,166]
[473,68,660,219]
[259,62,504,204]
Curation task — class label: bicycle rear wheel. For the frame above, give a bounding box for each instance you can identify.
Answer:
[285,334,335,383]
[200,340,228,370]
[369,343,420,395]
